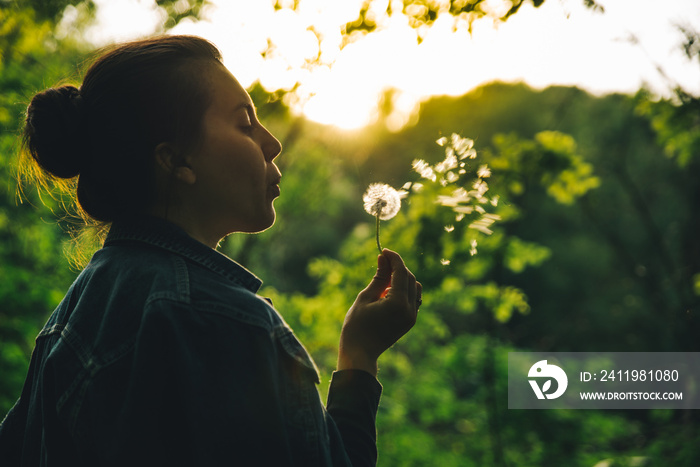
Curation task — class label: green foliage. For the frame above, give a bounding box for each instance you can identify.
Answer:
[634,26,700,169]
[339,0,604,36]
[14,0,208,26]
[0,2,82,415]
[156,0,210,29]
[636,88,700,168]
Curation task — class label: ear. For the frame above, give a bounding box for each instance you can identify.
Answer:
[154,142,196,185]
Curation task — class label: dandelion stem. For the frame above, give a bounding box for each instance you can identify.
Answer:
[375,213,382,254]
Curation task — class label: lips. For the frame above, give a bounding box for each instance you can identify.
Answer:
[268,171,282,198]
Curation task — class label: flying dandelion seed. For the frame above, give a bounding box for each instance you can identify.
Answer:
[469,223,493,235]
[446,171,459,183]
[454,205,474,214]
[451,133,472,154]
[473,179,489,196]
[363,183,402,254]
[404,132,501,262]
[412,159,437,182]
[477,164,491,178]
[462,148,477,160]
[469,239,478,256]
[435,153,458,173]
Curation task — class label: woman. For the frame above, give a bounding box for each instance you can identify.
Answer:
[0,36,421,466]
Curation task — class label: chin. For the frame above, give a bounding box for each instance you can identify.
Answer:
[241,211,277,234]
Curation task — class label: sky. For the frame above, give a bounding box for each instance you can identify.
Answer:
[63,0,700,130]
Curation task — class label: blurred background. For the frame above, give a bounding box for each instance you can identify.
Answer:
[1,0,699,465]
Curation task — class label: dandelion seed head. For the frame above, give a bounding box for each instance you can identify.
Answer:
[363,183,402,220]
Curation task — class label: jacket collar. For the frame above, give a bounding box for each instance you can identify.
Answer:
[104,216,263,293]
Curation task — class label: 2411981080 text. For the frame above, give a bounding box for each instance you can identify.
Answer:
[580,370,679,383]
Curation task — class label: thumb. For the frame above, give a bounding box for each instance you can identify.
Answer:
[359,253,392,301]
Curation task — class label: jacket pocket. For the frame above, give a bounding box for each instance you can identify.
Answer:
[273,324,321,384]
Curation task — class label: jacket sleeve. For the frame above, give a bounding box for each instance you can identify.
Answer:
[86,300,297,466]
[326,370,383,467]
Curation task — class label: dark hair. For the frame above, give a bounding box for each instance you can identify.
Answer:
[22,35,223,223]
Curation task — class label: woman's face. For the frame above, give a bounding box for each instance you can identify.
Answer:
[183,64,282,244]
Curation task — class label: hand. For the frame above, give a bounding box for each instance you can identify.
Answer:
[337,249,422,376]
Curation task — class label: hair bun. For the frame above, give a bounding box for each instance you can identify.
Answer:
[24,85,87,179]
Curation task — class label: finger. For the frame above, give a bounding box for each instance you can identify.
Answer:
[359,253,392,301]
[382,249,409,295]
[416,281,423,312]
[406,270,417,308]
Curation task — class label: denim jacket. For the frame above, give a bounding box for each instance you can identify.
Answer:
[0,216,382,466]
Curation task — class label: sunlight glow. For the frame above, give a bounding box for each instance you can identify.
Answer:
[73,0,700,131]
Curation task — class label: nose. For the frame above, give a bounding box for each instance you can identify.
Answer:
[261,125,282,162]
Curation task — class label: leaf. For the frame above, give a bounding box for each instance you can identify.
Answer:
[542,380,552,393]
